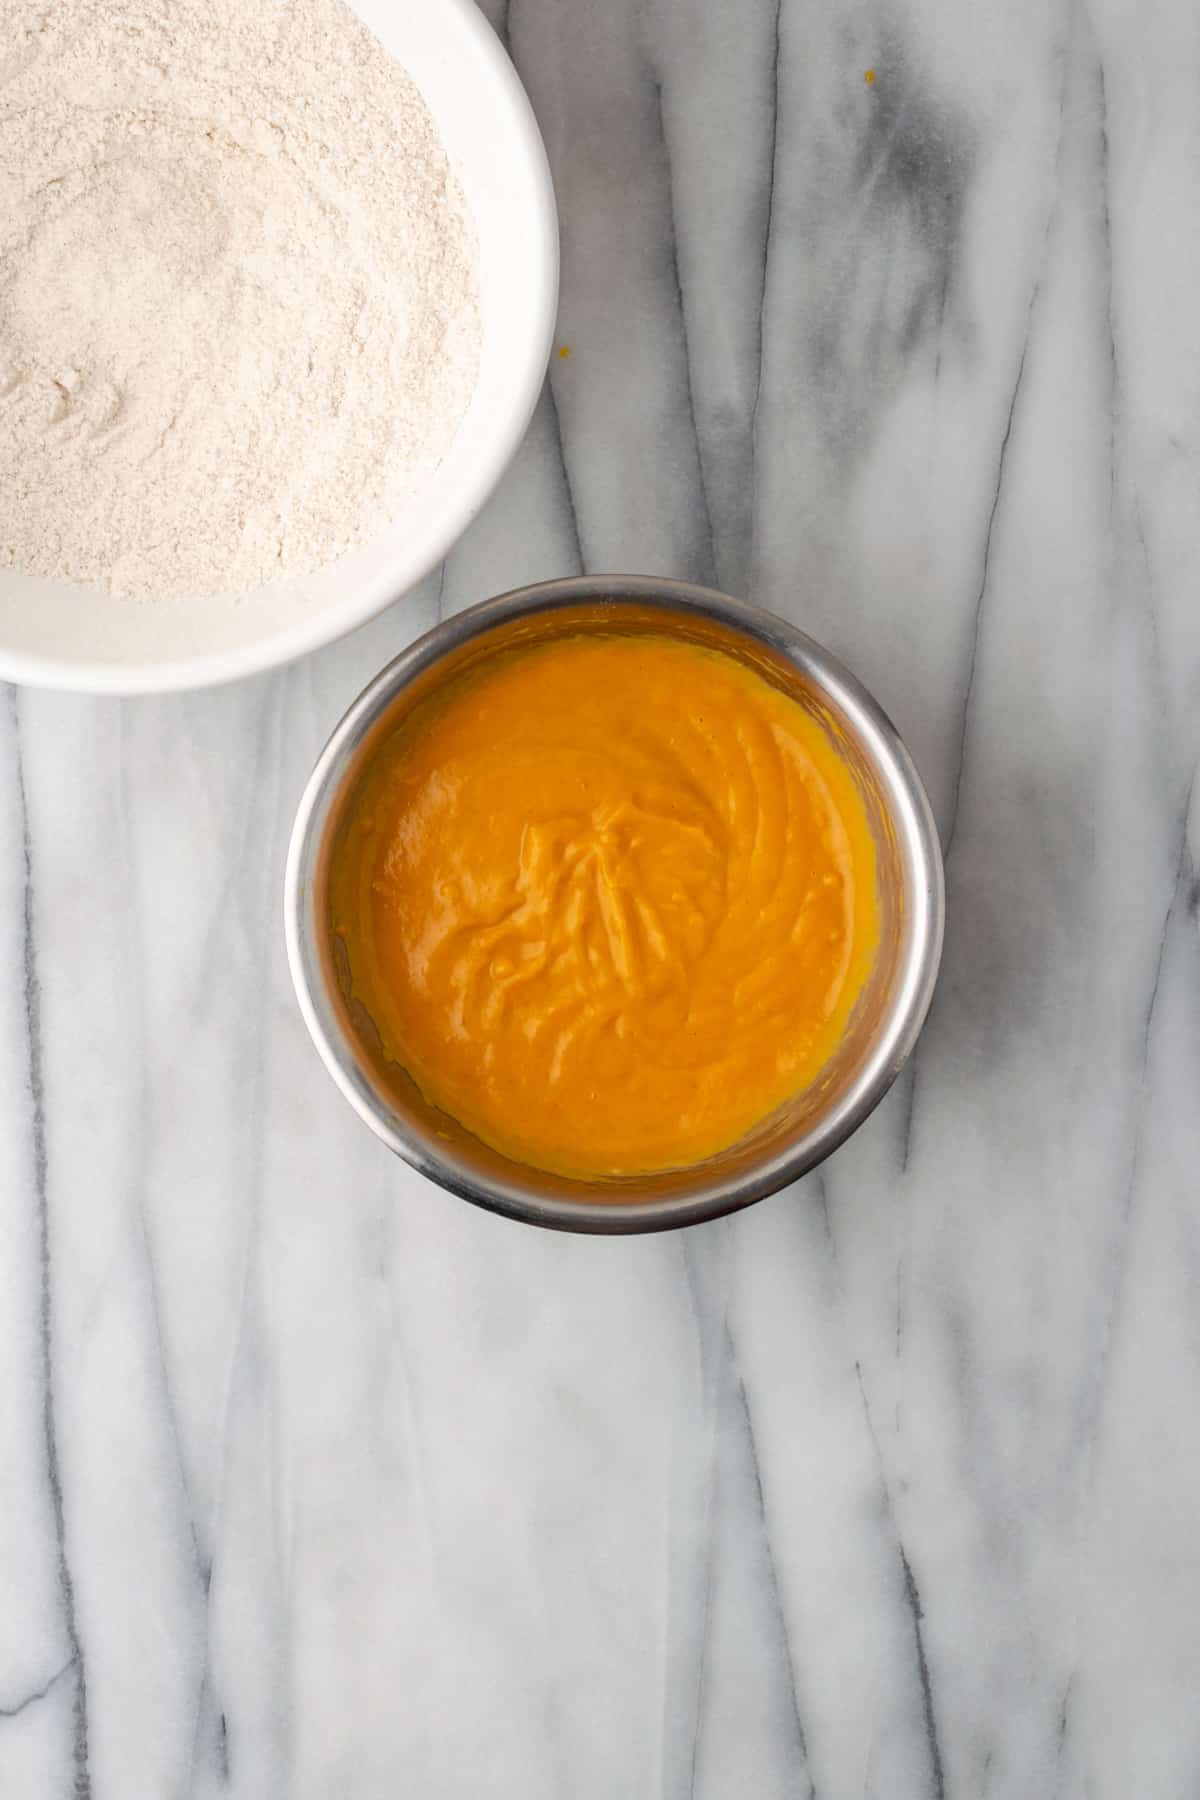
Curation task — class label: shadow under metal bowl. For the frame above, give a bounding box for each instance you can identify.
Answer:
[284,576,945,1233]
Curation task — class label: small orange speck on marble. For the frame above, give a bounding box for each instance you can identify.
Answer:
[558,345,571,359]
[864,68,876,85]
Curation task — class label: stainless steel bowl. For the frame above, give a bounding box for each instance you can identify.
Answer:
[284,576,944,1233]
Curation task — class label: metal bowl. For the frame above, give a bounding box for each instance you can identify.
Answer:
[284,576,944,1233]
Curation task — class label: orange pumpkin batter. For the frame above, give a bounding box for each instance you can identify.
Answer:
[329,633,879,1178]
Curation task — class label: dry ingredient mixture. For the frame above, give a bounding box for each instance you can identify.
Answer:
[0,0,480,601]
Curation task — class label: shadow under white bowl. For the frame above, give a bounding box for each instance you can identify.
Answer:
[0,0,557,695]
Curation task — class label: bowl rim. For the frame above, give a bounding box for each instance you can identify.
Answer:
[0,0,558,696]
[284,575,946,1232]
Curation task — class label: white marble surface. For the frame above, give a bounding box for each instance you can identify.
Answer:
[3,0,1200,1793]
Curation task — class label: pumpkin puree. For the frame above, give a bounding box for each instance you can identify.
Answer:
[330,633,879,1178]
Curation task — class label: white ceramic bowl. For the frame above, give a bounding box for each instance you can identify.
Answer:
[0,0,557,694]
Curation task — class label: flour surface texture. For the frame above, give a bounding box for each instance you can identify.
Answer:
[0,0,480,601]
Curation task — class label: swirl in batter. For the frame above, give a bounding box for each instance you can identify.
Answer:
[330,633,879,1178]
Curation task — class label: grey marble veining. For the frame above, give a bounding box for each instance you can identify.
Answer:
[3,0,1200,1794]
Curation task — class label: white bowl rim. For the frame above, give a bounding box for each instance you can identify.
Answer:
[0,0,558,696]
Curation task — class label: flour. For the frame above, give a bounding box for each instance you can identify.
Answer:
[0,0,480,601]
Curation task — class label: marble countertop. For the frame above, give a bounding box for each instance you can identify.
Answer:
[4,0,1200,1793]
